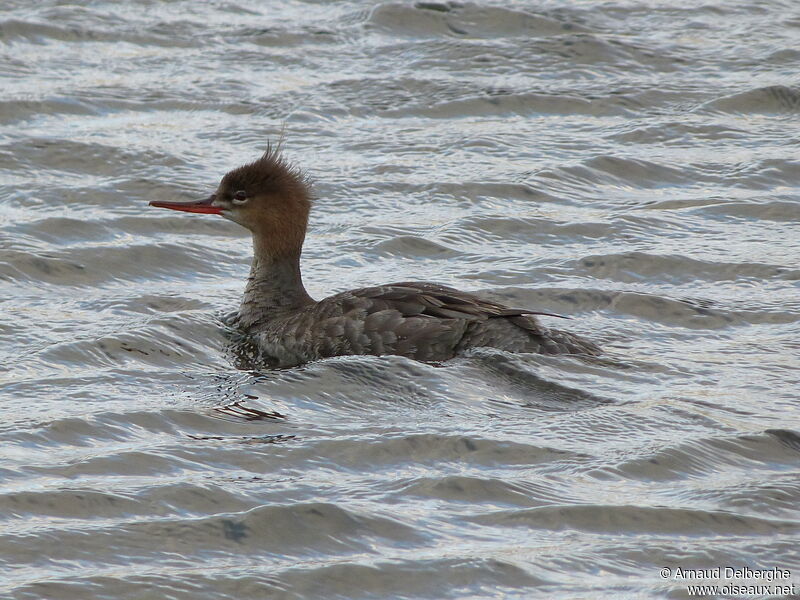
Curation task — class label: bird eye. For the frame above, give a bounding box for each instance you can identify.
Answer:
[232,190,248,205]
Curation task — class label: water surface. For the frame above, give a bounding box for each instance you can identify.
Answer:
[1,1,799,598]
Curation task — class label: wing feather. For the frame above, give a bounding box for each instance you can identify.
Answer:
[348,282,566,326]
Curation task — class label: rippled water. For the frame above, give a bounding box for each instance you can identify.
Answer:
[2,1,800,598]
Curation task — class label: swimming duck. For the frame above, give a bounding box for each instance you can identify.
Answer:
[150,148,600,367]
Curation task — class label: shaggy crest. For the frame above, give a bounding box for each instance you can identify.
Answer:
[219,144,310,203]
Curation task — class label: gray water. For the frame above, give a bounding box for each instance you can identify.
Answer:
[2,1,799,599]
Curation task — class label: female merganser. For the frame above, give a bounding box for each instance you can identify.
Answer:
[151,149,600,367]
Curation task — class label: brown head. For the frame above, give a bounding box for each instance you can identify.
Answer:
[150,147,311,258]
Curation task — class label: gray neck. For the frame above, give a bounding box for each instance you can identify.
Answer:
[238,236,313,328]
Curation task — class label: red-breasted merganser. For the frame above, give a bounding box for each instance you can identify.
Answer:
[150,149,600,367]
